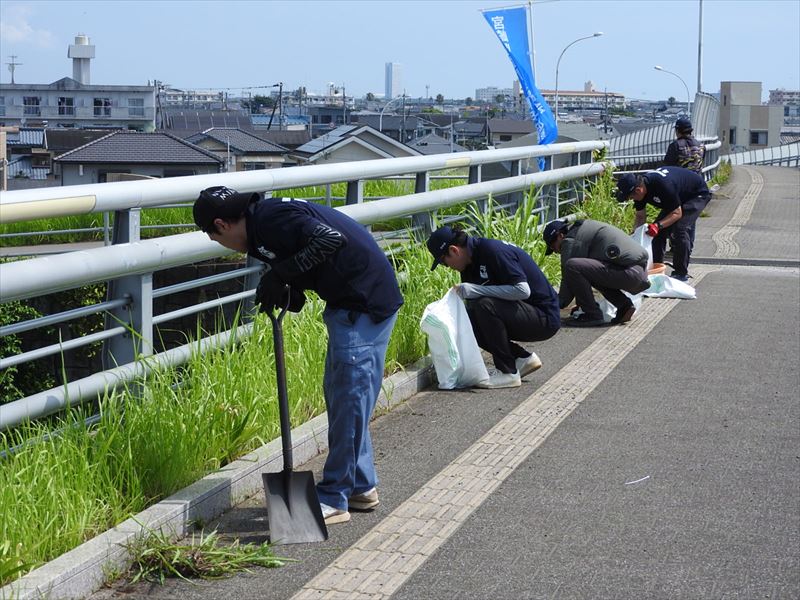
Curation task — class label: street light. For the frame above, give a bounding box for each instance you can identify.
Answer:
[379,94,406,133]
[654,65,691,118]
[554,32,603,123]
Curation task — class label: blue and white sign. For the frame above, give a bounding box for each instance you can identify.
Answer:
[482,5,558,157]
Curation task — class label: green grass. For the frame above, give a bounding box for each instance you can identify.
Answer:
[1,173,633,587]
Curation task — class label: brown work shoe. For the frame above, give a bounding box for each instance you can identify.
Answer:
[349,487,379,511]
[611,304,636,325]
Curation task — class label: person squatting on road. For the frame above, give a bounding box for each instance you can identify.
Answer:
[427,225,560,390]
[543,219,651,328]
[193,187,403,526]
[663,117,705,174]
[616,166,711,282]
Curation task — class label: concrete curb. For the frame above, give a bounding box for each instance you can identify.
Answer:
[1,358,436,600]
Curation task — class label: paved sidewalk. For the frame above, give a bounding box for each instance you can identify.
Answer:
[93,166,800,600]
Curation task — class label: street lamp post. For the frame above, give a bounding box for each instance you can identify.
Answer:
[554,32,603,123]
[654,65,691,118]
[379,95,406,133]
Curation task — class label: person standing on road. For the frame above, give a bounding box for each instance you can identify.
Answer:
[427,225,560,389]
[543,219,651,328]
[663,117,705,174]
[193,186,403,526]
[616,167,711,282]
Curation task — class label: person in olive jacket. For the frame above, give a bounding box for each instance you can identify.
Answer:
[543,219,650,327]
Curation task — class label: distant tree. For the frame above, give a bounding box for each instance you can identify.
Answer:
[668,96,676,107]
[465,97,473,105]
[495,94,506,105]
[436,93,445,106]
[422,107,443,114]
[366,92,375,101]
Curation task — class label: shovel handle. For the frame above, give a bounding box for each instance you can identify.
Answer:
[267,287,294,471]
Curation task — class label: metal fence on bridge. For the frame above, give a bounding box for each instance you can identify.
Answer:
[0,141,607,430]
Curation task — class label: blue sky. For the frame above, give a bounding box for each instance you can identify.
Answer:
[1,0,798,102]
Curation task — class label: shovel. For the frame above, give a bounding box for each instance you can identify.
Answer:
[262,292,328,544]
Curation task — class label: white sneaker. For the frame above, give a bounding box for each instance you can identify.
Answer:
[320,502,351,525]
[476,370,521,389]
[515,353,542,377]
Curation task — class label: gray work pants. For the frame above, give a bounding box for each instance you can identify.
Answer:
[563,258,650,320]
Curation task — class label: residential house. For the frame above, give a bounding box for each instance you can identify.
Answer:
[292,125,420,165]
[54,131,223,185]
[186,127,289,171]
[406,133,467,155]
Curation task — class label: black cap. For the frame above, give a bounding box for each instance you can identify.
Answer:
[193,186,259,233]
[542,220,569,255]
[675,117,693,133]
[427,226,457,271]
[615,173,638,202]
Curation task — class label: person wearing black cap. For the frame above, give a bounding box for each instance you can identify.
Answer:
[616,167,711,282]
[663,117,705,174]
[543,219,650,327]
[427,225,560,389]
[193,186,403,526]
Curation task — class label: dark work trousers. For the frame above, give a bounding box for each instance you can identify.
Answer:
[563,257,650,320]
[652,196,709,277]
[464,297,558,374]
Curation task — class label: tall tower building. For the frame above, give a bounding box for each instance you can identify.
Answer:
[68,34,95,84]
[385,62,402,99]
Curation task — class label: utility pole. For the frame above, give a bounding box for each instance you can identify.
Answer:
[7,55,22,84]
[697,0,704,93]
[401,92,406,142]
[342,83,346,125]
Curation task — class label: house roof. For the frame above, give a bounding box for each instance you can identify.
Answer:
[489,119,534,135]
[293,124,421,162]
[161,108,256,134]
[54,131,223,164]
[45,129,113,153]
[6,156,49,180]
[186,127,287,153]
[255,129,312,150]
[407,133,467,155]
[5,128,46,147]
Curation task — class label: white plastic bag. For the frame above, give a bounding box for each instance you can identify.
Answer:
[572,291,644,323]
[420,289,489,389]
[631,224,654,271]
[643,274,697,299]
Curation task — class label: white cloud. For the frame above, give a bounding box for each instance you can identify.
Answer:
[0,4,55,47]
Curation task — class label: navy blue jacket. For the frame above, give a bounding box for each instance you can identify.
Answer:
[460,237,560,326]
[634,166,711,219]
[245,197,403,323]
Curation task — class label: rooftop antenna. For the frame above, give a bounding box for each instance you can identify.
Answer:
[7,55,22,84]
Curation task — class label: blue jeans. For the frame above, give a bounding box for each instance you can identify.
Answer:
[317,308,398,510]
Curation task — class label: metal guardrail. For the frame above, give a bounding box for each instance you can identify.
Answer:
[608,92,722,180]
[722,142,800,168]
[0,141,607,429]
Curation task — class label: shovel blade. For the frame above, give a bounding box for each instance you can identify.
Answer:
[263,469,328,544]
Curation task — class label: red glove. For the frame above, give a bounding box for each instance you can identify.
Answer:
[646,222,660,237]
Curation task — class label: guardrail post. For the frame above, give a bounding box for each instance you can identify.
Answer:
[509,160,523,213]
[469,165,486,214]
[346,180,364,205]
[241,256,262,322]
[102,208,153,368]
[411,172,433,238]
[538,156,559,220]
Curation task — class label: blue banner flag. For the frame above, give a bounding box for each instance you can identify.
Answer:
[482,5,558,154]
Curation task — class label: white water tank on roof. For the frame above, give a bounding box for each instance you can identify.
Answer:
[68,34,95,84]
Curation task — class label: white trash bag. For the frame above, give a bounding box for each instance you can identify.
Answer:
[643,274,697,299]
[420,289,489,389]
[631,224,654,271]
